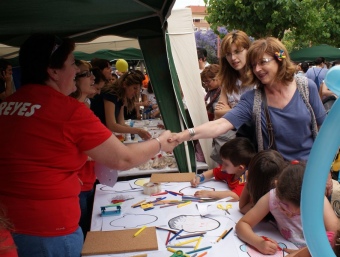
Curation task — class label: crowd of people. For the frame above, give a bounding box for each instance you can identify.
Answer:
[172,33,339,256]
[0,29,339,257]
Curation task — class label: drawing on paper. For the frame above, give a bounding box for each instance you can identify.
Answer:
[168,215,220,233]
[179,186,215,196]
[239,242,287,257]
[109,214,158,228]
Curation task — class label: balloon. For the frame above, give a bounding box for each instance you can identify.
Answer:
[324,65,340,97]
[115,59,128,73]
[301,97,340,257]
[94,162,118,187]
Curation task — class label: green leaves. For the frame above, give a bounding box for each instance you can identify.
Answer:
[204,0,340,50]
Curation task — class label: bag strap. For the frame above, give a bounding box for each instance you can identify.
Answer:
[253,88,263,151]
[295,76,318,139]
[261,89,277,150]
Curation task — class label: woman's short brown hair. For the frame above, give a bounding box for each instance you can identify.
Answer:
[244,37,296,89]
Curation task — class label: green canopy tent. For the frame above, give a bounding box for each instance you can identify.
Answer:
[0,0,198,172]
[290,44,340,62]
[0,35,144,66]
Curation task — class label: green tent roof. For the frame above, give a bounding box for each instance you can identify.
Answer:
[0,0,197,172]
[290,44,340,62]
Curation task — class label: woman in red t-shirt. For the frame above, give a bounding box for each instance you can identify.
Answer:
[0,34,178,257]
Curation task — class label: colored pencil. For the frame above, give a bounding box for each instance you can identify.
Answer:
[186,246,212,254]
[197,252,207,257]
[133,226,147,237]
[222,227,233,239]
[176,232,206,239]
[168,229,184,242]
[156,226,177,233]
[177,201,192,208]
[165,231,171,245]
[194,236,202,250]
[174,237,199,246]
[216,229,228,242]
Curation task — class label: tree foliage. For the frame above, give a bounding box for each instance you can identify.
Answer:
[204,0,340,49]
[195,27,228,64]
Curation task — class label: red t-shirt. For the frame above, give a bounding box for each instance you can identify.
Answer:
[0,85,112,236]
[0,229,18,257]
[213,165,246,197]
[78,160,96,191]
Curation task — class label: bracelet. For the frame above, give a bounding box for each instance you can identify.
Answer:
[154,137,162,152]
[188,128,196,139]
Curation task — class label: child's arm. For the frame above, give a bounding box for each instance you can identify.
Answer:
[194,190,239,200]
[236,193,280,255]
[190,169,214,187]
[239,185,254,214]
[323,196,339,234]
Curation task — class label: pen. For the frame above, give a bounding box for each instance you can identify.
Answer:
[133,226,147,237]
[216,229,228,242]
[222,227,233,239]
[168,229,184,242]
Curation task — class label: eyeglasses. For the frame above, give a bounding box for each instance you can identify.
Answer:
[278,201,299,217]
[251,58,274,68]
[225,48,245,59]
[202,78,217,86]
[75,70,93,79]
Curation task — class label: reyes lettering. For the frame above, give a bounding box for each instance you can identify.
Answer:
[0,102,41,117]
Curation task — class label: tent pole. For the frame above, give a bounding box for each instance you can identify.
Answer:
[178,108,193,173]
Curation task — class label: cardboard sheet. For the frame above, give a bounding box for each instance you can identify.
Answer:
[81,227,158,256]
[150,172,195,183]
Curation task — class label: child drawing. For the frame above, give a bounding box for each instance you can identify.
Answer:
[235,162,338,255]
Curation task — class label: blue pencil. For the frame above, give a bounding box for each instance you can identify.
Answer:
[186,246,212,254]
[168,229,184,242]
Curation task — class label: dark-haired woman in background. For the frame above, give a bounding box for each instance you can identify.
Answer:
[91,70,151,140]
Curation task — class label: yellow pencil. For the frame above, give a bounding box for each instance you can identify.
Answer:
[131,200,146,208]
[177,201,192,208]
[174,237,199,246]
[216,229,228,242]
[194,236,202,250]
[167,247,176,253]
[133,226,147,237]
